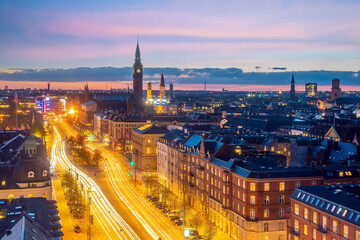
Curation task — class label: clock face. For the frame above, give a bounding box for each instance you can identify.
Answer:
[137,69,141,73]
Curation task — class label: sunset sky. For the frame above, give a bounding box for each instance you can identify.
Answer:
[1,0,360,72]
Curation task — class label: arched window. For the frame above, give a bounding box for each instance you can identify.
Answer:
[8,194,16,199]
[28,171,35,178]
[42,170,48,177]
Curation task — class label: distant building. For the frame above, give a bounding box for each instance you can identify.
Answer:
[331,78,341,101]
[305,83,317,96]
[169,83,174,99]
[131,124,168,170]
[290,73,296,100]
[147,82,152,101]
[132,40,143,111]
[290,184,360,240]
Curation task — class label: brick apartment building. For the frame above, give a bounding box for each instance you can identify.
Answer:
[157,130,360,240]
[290,184,360,240]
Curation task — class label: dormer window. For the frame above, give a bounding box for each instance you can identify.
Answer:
[42,170,48,177]
[28,171,35,178]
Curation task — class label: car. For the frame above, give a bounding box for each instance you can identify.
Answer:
[74,225,81,233]
[156,204,165,209]
[174,220,183,226]
[162,209,170,215]
[149,198,158,202]
[171,216,179,221]
[191,236,206,240]
[145,195,153,200]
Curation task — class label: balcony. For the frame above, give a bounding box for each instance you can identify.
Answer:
[290,228,300,236]
[317,225,328,234]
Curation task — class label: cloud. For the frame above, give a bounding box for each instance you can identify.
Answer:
[272,67,287,70]
[0,67,359,87]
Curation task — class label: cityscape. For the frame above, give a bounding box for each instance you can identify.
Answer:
[1,1,360,240]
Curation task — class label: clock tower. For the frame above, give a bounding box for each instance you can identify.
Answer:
[133,40,143,111]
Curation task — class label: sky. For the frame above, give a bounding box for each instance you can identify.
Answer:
[1,0,360,72]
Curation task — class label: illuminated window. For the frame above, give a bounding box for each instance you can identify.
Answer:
[345,171,352,176]
[313,212,318,224]
[322,216,327,229]
[304,224,308,235]
[295,204,299,215]
[339,171,344,177]
[356,230,360,240]
[313,229,316,240]
[250,183,256,191]
[28,194,34,198]
[1,180,5,186]
[250,209,255,220]
[243,181,246,189]
[271,147,275,151]
[344,225,348,238]
[304,208,308,220]
[250,196,256,205]
[264,183,269,191]
[146,147,150,154]
[333,220,337,233]
[264,209,269,218]
[279,182,285,191]
[294,220,299,234]
[264,223,269,231]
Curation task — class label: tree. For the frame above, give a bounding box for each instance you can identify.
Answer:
[78,149,91,165]
[189,212,203,231]
[92,148,102,166]
[68,135,76,149]
[76,134,86,149]
[203,222,217,240]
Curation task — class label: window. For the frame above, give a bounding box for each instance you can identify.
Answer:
[322,216,327,229]
[304,208,308,220]
[243,181,246,189]
[1,180,5,186]
[356,231,360,240]
[264,183,270,191]
[250,209,255,219]
[304,224,308,236]
[313,212,318,224]
[279,182,285,191]
[264,196,270,205]
[279,208,284,217]
[294,204,299,215]
[312,181,316,186]
[344,225,348,239]
[279,222,284,231]
[28,171,35,178]
[294,220,299,234]
[42,170,47,177]
[146,147,151,154]
[295,181,300,188]
[333,221,337,233]
[312,229,316,240]
[250,196,256,205]
[280,195,285,204]
[264,223,269,232]
[278,236,284,240]
[249,222,255,231]
[243,193,245,202]
[250,183,256,191]
[264,209,269,218]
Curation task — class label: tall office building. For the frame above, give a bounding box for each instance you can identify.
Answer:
[305,83,317,96]
[132,40,143,110]
[169,83,174,99]
[331,78,341,101]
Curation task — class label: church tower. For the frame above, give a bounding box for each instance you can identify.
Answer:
[133,40,143,110]
[289,73,296,100]
[160,73,165,102]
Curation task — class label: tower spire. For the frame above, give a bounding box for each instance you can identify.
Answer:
[160,73,165,87]
[290,72,295,100]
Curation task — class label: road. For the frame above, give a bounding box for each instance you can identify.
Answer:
[51,125,142,240]
[53,120,183,240]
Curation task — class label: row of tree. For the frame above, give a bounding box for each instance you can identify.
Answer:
[67,134,102,166]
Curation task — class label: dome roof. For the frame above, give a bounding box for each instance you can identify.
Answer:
[13,157,50,183]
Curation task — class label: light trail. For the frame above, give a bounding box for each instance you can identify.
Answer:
[51,126,141,240]
[56,121,183,240]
